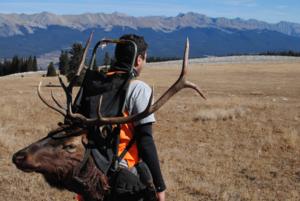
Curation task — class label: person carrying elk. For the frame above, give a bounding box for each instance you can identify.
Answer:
[75,34,166,201]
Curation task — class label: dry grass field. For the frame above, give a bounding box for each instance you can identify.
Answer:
[1,58,300,201]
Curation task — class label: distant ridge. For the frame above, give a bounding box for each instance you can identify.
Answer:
[1,12,300,37]
[1,12,300,63]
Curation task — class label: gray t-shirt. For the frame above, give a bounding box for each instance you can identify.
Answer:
[125,79,155,126]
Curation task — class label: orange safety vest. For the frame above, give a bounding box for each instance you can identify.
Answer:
[118,112,139,168]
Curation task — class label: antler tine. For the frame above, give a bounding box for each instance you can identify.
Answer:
[58,75,70,101]
[76,31,94,77]
[58,76,74,115]
[97,95,104,120]
[37,82,66,116]
[180,37,189,77]
[146,38,205,114]
[50,90,67,110]
[184,80,206,99]
[181,38,206,99]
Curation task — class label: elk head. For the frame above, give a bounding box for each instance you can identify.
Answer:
[12,124,110,200]
[12,33,206,201]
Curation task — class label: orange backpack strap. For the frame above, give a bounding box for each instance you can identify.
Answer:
[106,70,127,76]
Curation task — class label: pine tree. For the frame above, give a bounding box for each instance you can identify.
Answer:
[11,56,18,74]
[20,57,27,72]
[27,56,34,72]
[59,50,70,75]
[3,59,10,75]
[0,62,3,76]
[46,62,57,77]
[33,56,38,71]
[68,43,84,85]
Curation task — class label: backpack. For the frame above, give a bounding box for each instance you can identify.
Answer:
[73,67,133,175]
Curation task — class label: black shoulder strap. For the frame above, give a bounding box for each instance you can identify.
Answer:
[117,133,137,163]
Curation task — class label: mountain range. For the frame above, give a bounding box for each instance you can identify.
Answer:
[1,12,300,65]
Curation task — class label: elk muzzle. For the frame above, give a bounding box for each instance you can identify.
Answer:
[12,148,40,172]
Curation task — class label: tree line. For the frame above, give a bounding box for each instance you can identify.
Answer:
[258,50,300,57]
[227,50,300,57]
[0,56,38,76]
[147,56,180,63]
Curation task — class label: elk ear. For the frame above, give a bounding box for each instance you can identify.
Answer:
[81,134,88,146]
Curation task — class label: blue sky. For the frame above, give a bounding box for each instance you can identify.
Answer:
[0,0,300,23]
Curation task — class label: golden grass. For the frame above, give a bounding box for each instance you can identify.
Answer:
[1,60,300,200]
[193,106,250,121]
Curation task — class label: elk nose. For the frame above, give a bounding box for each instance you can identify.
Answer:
[12,151,27,165]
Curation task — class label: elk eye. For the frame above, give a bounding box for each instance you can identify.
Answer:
[63,144,77,152]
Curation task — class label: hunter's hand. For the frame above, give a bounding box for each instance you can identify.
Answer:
[157,191,165,201]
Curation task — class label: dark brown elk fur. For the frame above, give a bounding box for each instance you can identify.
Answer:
[12,125,110,201]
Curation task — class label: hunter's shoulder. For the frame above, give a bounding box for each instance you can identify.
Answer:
[129,79,151,91]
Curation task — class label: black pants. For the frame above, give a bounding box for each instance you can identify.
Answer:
[106,163,157,201]
[107,192,144,201]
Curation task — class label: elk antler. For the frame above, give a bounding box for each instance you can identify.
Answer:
[76,32,94,77]
[65,38,206,125]
[38,37,205,126]
[37,32,93,117]
[51,90,67,111]
[37,82,67,117]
